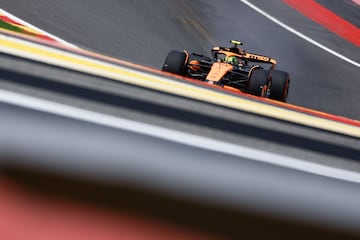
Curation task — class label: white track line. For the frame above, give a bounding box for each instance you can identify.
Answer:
[239,0,360,68]
[1,88,360,184]
[0,8,78,48]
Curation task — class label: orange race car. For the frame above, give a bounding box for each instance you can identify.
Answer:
[162,40,290,102]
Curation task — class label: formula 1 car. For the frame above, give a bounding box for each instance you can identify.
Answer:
[162,40,290,102]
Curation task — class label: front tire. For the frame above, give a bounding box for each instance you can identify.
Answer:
[248,69,270,97]
[162,50,187,76]
[269,70,290,102]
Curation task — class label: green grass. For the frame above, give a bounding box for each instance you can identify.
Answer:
[0,19,25,33]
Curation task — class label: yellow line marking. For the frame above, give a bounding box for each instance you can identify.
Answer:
[0,34,359,138]
[14,24,43,35]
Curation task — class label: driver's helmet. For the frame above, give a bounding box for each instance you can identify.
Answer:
[226,56,238,64]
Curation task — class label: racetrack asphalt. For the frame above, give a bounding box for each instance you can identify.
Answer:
[0,0,359,119]
[1,1,360,237]
[0,0,359,163]
[0,0,359,167]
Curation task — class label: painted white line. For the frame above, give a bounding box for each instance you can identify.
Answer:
[239,0,360,68]
[0,8,78,48]
[1,88,360,184]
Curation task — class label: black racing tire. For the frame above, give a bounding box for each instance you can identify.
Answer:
[162,50,187,76]
[248,69,270,97]
[269,70,290,102]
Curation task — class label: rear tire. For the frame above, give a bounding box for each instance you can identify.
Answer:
[248,69,270,97]
[269,70,290,102]
[162,51,187,75]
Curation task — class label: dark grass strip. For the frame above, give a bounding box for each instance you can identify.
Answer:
[0,19,26,34]
[0,19,54,41]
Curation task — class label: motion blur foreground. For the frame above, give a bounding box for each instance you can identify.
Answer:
[1,0,360,239]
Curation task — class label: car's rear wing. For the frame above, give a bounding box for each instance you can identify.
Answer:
[212,45,277,69]
[242,52,277,68]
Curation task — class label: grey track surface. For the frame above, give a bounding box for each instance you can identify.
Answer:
[1,1,360,236]
[0,0,359,119]
[0,0,359,170]
[0,0,359,168]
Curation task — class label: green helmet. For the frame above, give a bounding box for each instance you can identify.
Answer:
[226,56,238,64]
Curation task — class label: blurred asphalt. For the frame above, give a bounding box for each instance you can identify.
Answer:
[1,1,360,237]
[0,0,359,118]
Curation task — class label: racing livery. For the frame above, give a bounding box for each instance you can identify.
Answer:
[162,40,290,102]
